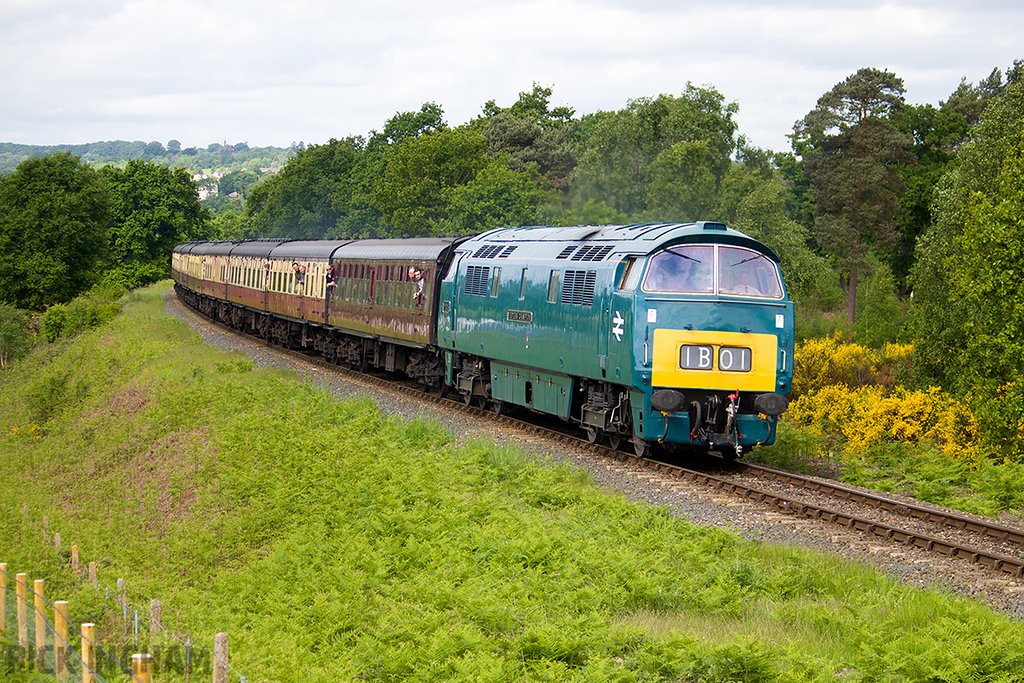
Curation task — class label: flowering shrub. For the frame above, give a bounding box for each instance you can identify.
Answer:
[792,335,879,398]
[787,337,981,462]
[786,383,981,464]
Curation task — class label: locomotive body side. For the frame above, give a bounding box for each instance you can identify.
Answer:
[440,222,794,456]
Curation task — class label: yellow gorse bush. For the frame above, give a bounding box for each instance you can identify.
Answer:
[787,384,980,462]
[792,335,914,398]
[788,338,981,463]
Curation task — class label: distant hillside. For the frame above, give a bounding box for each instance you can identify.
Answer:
[0,140,297,175]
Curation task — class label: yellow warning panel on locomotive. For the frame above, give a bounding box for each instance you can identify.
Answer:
[652,328,778,392]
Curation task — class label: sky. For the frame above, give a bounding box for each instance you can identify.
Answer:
[2,0,1022,155]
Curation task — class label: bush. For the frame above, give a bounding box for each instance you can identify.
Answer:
[41,285,126,342]
[0,303,33,368]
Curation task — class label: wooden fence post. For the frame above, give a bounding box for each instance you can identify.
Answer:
[213,632,229,683]
[33,579,45,666]
[150,599,162,643]
[55,600,69,682]
[71,546,79,575]
[15,572,28,653]
[81,623,96,683]
[132,653,152,683]
[88,562,97,585]
[0,562,6,636]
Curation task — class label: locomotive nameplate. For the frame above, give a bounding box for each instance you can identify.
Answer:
[507,310,533,323]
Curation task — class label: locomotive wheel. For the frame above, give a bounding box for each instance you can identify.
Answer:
[633,438,651,458]
[585,427,599,444]
[490,399,504,415]
[608,434,623,451]
[462,391,473,406]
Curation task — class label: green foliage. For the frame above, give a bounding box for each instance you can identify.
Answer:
[912,79,1024,392]
[794,67,914,325]
[853,259,910,347]
[101,159,213,284]
[4,283,1024,682]
[0,303,32,369]
[0,152,111,309]
[375,128,543,236]
[572,85,738,221]
[40,284,124,342]
[245,136,385,239]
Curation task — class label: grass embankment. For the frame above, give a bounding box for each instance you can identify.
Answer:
[2,283,1024,682]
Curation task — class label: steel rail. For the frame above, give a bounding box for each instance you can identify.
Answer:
[732,461,1024,547]
[611,453,1024,579]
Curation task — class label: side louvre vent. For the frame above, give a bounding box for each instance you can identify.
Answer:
[561,270,597,306]
[498,246,517,258]
[464,265,490,296]
[556,246,577,260]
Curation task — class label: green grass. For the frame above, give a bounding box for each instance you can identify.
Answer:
[2,283,1024,682]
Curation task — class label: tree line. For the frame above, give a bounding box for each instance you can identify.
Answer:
[3,65,1024,409]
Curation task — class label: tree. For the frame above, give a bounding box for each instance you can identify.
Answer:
[143,141,166,158]
[478,85,579,206]
[102,160,212,287]
[369,103,447,148]
[793,67,913,325]
[446,160,543,235]
[892,102,970,291]
[572,84,738,220]
[374,128,493,236]
[218,170,259,199]
[912,80,1024,390]
[0,152,111,309]
[245,137,381,238]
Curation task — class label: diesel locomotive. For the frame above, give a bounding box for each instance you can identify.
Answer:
[172,222,793,457]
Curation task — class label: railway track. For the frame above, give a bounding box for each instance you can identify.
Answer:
[180,296,1024,582]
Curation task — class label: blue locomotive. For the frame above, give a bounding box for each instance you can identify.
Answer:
[173,222,793,457]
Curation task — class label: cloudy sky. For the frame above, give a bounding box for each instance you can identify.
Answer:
[2,0,1021,154]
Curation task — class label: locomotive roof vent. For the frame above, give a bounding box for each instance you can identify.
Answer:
[556,245,613,261]
[472,244,518,259]
[700,221,728,231]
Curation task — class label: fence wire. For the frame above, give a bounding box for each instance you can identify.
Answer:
[1,574,104,682]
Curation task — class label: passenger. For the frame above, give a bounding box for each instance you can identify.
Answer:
[291,262,306,284]
[408,267,425,307]
[325,264,336,290]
